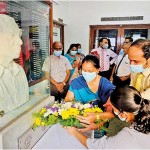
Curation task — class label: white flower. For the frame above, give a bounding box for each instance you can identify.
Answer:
[79,104,84,110]
[53,103,60,108]
[74,103,80,109]
[74,103,84,110]
[61,102,72,109]
[58,108,64,115]
[43,109,52,117]
[83,103,91,109]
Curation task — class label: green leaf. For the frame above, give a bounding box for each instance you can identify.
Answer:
[46,115,58,126]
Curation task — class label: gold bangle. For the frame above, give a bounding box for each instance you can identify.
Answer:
[96,113,100,121]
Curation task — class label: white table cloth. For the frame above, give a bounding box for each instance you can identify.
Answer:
[32,124,88,149]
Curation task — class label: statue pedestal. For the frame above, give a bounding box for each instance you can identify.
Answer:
[0,95,54,149]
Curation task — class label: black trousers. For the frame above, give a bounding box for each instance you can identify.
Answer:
[99,70,111,80]
[113,75,130,87]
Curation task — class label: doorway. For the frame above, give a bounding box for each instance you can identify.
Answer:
[53,21,64,54]
[89,24,150,53]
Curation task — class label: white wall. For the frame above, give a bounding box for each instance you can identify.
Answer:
[53,1,150,55]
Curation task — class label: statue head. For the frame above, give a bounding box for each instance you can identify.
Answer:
[0,14,22,66]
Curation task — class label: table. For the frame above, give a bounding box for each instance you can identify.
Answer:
[32,124,88,149]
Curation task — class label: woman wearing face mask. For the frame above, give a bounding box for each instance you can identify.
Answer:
[76,43,85,61]
[66,86,150,149]
[65,44,79,82]
[65,55,115,131]
[75,43,85,75]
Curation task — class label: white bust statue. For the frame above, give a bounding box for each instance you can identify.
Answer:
[0,14,29,113]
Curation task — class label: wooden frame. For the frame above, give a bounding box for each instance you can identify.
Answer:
[53,20,64,53]
[44,1,53,54]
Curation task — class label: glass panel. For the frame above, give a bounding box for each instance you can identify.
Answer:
[95,29,118,52]
[124,29,148,41]
[0,1,50,129]
[5,1,50,83]
[53,26,61,42]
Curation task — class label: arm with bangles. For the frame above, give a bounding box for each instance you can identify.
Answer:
[76,99,115,132]
[77,98,115,125]
[66,112,115,148]
[76,111,115,133]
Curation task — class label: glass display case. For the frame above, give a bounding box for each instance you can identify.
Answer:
[0,1,51,129]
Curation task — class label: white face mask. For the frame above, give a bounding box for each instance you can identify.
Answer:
[102,44,108,49]
[53,50,62,57]
[113,110,127,122]
[130,64,145,73]
[77,48,82,53]
[118,115,127,121]
[70,50,77,56]
[82,71,97,82]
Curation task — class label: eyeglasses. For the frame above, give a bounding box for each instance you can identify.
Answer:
[113,109,128,118]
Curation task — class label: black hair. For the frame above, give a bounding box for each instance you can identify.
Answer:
[66,44,78,54]
[107,38,111,49]
[125,37,133,42]
[81,55,100,69]
[130,39,150,60]
[98,37,108,44]
[76,43,81,48]
[110,86,150,134]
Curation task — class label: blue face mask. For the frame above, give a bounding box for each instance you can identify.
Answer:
[82,71,97,82]
[70,50,77,56]
[130,64,145,73]
[77,48,82,53]
[54,50,62,57]
[119,49,124,55]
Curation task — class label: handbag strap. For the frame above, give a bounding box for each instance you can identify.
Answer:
[115,54,126,75]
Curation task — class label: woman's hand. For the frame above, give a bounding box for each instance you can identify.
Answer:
[72,60,79,68]
[65,126,78,136]
[65,126,88,148]
[77,112,96,124]
[78,122,98,133]
[103,98,113,112]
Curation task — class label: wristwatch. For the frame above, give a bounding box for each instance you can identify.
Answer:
[63,82,66,86]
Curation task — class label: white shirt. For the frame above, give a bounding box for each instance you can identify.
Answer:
[42,54,72,82]
[91,47,117,71]
[0,62,29,113]
[115,54,131,76]
[87,127,150,149]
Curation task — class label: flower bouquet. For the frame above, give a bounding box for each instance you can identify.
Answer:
[32,101,104,129]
